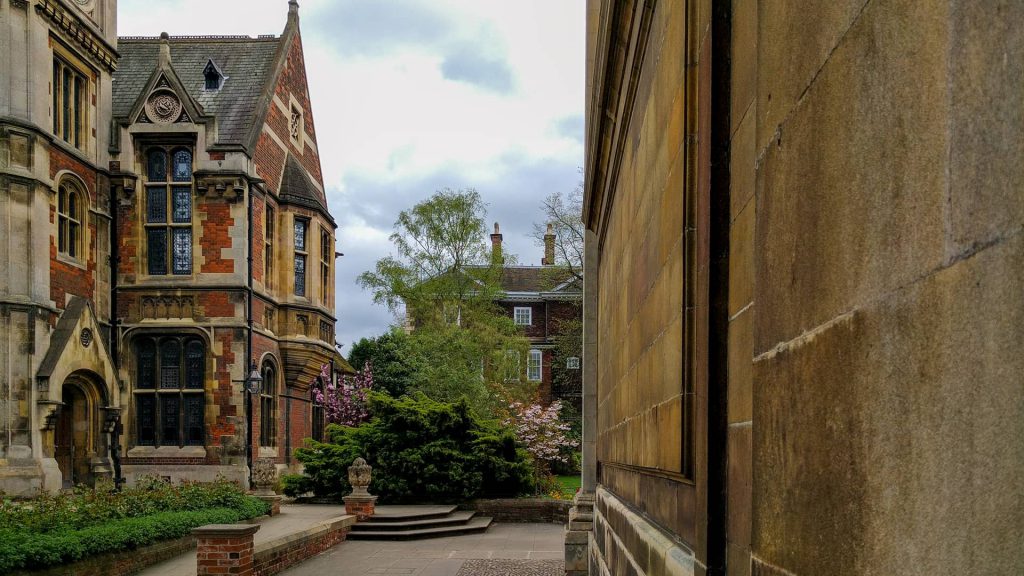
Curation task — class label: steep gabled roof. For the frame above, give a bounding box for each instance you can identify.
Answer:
[113,35,281,147]
[280,153,331,218]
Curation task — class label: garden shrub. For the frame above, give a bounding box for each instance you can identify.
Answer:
[288,393,534,503]
[0,479,269,572]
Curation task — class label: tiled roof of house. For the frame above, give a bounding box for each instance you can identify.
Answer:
[497,266,580,294]
[112,35,281,147]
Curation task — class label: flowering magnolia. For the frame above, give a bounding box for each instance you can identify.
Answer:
[314,363,373,427]
[503,400,579,464]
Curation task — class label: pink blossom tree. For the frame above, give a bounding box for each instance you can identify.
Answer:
[315,362,374,427]
[503,399,579,492]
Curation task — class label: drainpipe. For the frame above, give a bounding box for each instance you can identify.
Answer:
[246,183,255,487]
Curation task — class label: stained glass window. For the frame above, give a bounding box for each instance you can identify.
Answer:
[137,340,156,389]
[160,341,180,389]
[147,187,167,223]
[148,150,167,181]
[294,254,306,296]
[172,229,192,275]
[171,149,192,182]
[135,336,207,448]
[146,147,193,276]
[161,396,180,446]
[185,340,204,389]
[172,187,191,223]
[137,395,156,446]
[184,396,204,446]
[260,362,276,447]
[294,220,306,251]
[147,229,167,275]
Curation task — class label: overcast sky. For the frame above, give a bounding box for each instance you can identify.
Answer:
[119,0,585,351]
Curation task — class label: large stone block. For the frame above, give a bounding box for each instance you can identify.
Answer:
[754,0,950,353]
[948,0,1024,249]
[756,0,869,151]
[727,306,753,425]
[730,0,757,136]
[753,234,1024,575]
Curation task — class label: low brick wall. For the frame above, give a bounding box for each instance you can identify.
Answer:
[14,533,197,576]
[471,498,571,523]
[253,515,354,576]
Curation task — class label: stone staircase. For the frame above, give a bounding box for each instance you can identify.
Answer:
[347,505,493,540]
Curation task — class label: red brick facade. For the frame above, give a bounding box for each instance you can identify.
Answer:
[49,148,99,309]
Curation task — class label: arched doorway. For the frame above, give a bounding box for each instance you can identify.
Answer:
[54,374,109,488]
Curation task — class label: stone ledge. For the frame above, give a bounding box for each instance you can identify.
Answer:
[591,487,696,576]
[193,523,261,537]
[470,498,571,523]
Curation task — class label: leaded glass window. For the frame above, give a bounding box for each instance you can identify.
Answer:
[172,187,191,223]
[172,149,192,182]
[260,362,276,447]
[52,56,87,150]
[172,229,192,275]
[294,218,308,297]
[145,146,193,275]
[134,336,206,447]
[294,255,306,296]
[148,150,167,181]
[57,179,83,259]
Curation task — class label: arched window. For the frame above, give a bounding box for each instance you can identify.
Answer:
[57,179,83,259]
[260,361,277,447]
[134,336,205,447]
[311,377,325,442]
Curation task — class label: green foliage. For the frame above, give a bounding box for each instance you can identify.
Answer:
[347,329,419,398]
[292,393,534,503]
[0,480,268,572]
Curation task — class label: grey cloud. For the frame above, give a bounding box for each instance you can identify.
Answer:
[328,153,580,347]
[553,114,584,143]
[308,0,452,56]
[441,49,515,93]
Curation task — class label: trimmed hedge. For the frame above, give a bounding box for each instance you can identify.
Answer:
[0,499,268,572]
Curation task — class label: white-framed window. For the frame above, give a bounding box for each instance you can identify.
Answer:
[528,349,542,382]
[514,306,532,326]
[566,356,581,370]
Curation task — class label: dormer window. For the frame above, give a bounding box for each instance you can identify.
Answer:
[203,60,224,91]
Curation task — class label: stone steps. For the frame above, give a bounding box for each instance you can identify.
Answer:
[348,505,493,540]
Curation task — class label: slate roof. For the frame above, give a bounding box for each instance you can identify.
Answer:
[113,35,281,147]
[279,154,330,215]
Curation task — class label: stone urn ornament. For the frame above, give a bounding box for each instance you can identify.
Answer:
[343,456,377,521]
[252,457,277,496]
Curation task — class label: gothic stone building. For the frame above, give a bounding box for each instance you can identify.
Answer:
[576,1,1024,575]
[0,0,341,495]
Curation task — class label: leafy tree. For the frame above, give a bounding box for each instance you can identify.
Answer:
[356,188,534,416]
[531,179,584,285]
[347,329,418,398]
[503,399,579,492]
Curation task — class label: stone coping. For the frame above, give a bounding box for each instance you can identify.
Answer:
[254,514,355,557]
[192,523,261,537]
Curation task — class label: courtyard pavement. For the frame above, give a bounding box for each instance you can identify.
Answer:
[281,522,566,576]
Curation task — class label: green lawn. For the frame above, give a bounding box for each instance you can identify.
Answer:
[553,475,581,499]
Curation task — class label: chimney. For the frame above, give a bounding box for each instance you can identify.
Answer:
[490,222,503,263]
[158,32,171,67]
[543,223,556,266]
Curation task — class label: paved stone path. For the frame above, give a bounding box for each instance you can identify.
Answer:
[281,522,565,576]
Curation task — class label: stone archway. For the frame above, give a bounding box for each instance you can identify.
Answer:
[54,372,110,488]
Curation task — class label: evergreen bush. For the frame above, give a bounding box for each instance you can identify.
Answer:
[285,393,534,503]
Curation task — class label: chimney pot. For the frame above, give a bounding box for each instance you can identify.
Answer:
[490,222,503,263]
[543,223,556,266]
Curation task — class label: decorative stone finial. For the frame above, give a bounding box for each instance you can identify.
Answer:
[252,457,277,496]
[348,457,372,496]
[288,0,299,16]
[344,457,377,521]
[158,32,171,67]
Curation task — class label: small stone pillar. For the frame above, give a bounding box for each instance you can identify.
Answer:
[193,523,260,576]
[252,457,282,516]
[342,457,377,521]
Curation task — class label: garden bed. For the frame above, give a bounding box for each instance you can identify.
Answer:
[0,479,270,574]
